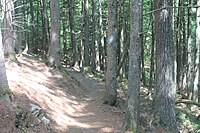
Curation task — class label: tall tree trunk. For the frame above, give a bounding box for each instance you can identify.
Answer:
[22,0,29,54]
[117,0,127,78]
[98,0,105,71]
[140,0,146,87]
[149,0,155,94]
[187,0,195,100]
[29,0,36,53]
[141,36,146,86]
[36,0,40,51]
[68,0,78,67]
[180,1,187,94]
[117,0,123,66]
[42,0,50,52]
[104,0,118,106]
[175,0,181,92]
[0,30,10,97]
[124,0,141,132]
[63,24,67,57]
[123,0,131,79]
[1,0,15,59]
[175,0,186,95]
[116,2,131,77]
[47,0,61,67]
[91,0,97,70]
[194,0,200,102]
[15,0,23,54]
[116,45,129,77]
[83,0,90,67]
[154,0,179,132]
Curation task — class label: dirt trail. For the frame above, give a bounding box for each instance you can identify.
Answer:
[5,55,125,133]
[66,68,125,132]
[67,68,105,101]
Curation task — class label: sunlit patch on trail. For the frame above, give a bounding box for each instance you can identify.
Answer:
[6,56,121,133]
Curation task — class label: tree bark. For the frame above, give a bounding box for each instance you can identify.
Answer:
[68,0,78,67]
[124,0,141,132]
[175,0,186,95]
[47,0,61,67]
[117,46,128,76]
[154,0,179,132]
[194,0,200,102]
[104,0,118,106]
[42,0,50,51]
[16,0,23,54]
[29,0,36,53]
[117,0,127,78]
[0,30,10,97]
[98,0,105,71]
[83,0,90,66]
[149,0,155,94]
[1,0,15,58]
[187,0,195,100]
[91,0,98,70]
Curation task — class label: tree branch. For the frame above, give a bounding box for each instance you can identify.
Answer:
[176,99,200,107]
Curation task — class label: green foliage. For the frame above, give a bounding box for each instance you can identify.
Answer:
[177,110,200,132]
[0,87,12,98]
[81,66,105,81]
[57,65,69,76]
[117,78,128,96]
[144,68,150,83]
[93,72,105,81]
[21,127,28,132]
[82,66,93,72]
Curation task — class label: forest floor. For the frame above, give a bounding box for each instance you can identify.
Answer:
[0,54,175,133]
[1,54,129,133]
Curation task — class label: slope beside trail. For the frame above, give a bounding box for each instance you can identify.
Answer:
[5,55,126,133]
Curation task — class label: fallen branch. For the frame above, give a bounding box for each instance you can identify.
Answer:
[176,99,200,107]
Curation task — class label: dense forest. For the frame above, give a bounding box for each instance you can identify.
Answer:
[0,0,200,132]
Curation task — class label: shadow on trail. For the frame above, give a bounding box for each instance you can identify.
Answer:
[6,56,123,133]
